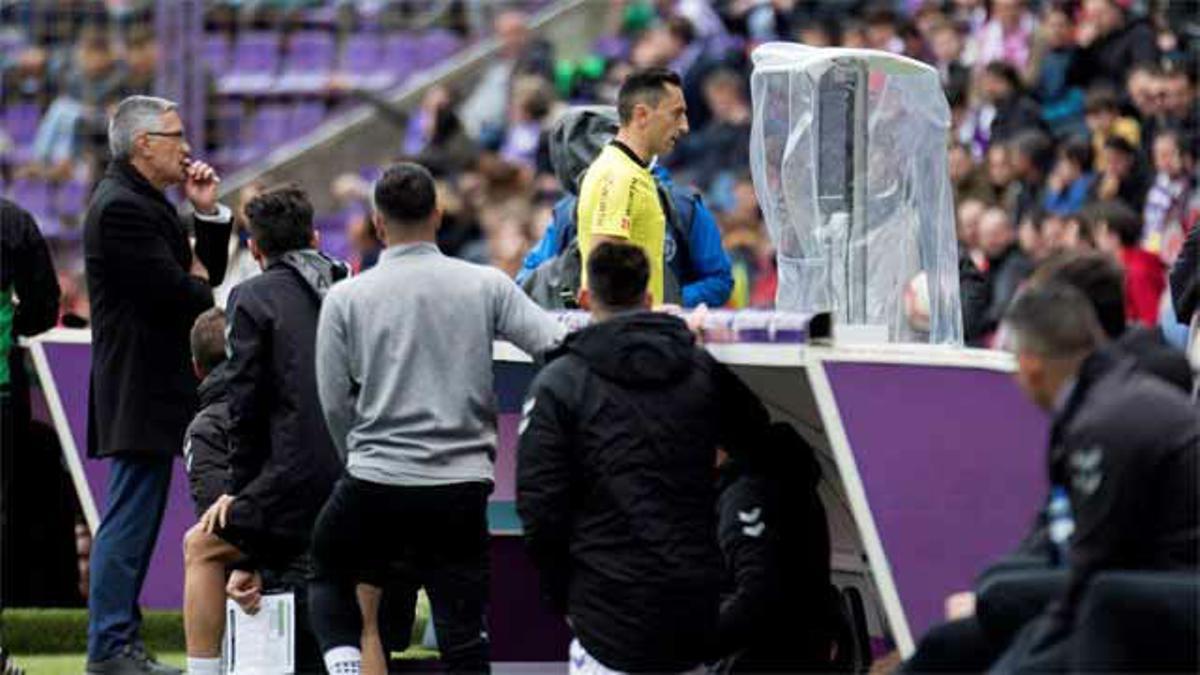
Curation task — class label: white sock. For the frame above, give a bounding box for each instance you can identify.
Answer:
[186,656,222,675]
[324,646,363,674]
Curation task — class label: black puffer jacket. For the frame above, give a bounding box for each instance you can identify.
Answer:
[517,311,772,672]
[225,250,348,549]
[184,361,233,517]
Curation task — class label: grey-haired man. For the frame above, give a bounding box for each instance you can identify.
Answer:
[84,95,232,674]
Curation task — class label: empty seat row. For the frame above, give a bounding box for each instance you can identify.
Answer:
[211,101,334,169]
[2,178,92,240]
[205,29,462,95]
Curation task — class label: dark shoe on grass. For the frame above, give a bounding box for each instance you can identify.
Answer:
[85,645,181,674]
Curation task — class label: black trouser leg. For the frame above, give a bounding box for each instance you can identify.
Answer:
[378,578,418,659]
[308,477,371,655]
[422,484,491,674]
[307,576,363,656]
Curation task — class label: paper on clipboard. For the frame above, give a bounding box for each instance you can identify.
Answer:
[224,592,295,674]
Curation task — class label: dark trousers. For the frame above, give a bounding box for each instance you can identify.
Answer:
[901,617,1008,673]
[86,454,173,661]
[309,477,491,674]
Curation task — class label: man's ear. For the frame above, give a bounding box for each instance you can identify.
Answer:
[248,238,266,269]
[310,230,321,249]
[431,206,444,233]
[192,359,205,381]
[1017,352,1044,384]
[640,290,653,309]
[578,287,591,311]
[633,101,650,127]
[371,211,387,243]
[133,132,150,160]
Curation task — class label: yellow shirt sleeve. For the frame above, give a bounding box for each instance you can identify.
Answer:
[588,168,635,240]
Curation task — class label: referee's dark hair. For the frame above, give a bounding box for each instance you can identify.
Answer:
[617,67,683,125]
[587,241,650,310]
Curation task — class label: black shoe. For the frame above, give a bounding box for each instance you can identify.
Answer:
[85,645,182,674]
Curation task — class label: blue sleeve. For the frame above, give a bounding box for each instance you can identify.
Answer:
[516,215,560,286]
[682,198,733,307]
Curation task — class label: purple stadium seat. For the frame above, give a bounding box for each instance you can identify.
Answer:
[290,102,326,135]
[338,33,384,88]
[6,103,42,147]
[318,229,351,262]
[218,31,281,95]
[55,179,90,219]
[211,101,248,169]
[313,212,347,233]
[275,31,336,94]
[6,178,55,231]
[202,34,231,72]
[251,105,295,153]
[415,29,462,70]
[0,33,26,62]
[367,33,420,89]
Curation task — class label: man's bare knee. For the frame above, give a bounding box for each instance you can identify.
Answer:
[183,525,240,566]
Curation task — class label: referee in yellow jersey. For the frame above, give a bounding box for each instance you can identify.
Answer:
[577,68,690,306]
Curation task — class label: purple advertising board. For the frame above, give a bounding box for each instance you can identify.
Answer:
[29,332,1051,662]
[816,358,1049,650]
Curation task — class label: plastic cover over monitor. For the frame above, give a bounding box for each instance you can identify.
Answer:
[749,43,963,344]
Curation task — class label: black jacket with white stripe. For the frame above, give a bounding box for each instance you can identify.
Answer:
[715,423,847,673]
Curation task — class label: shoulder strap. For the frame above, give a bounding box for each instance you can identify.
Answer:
[554,195,580,255]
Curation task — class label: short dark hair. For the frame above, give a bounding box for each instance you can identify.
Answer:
[1003,282,1104,359]
[1128,61,1163,80]
[983,61,1022,93]
[864,6,898,28]
[1084,87,1122,114]
[374,162,437,226]
[1086,199,1142,247]
[1059,137,1093,170]
[190,307,227,375]
[244,184,314,257]
[1102,134,1137,156]
[665,16,695,45]
[1009,130,1054,174]
[617,67,683,125]
[587,241,650,309]
[1031,251,1126,338]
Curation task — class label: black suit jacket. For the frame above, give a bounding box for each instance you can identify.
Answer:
[84,159,231,458]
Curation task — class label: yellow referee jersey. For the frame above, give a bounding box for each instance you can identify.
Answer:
[577,141,666,304]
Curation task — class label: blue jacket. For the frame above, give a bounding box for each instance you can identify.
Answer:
[518,167,733,307]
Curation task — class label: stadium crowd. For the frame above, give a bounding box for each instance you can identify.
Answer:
[320,0,1198,340]
[3,0,1196,336]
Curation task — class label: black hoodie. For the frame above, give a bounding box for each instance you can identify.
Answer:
[517,311,773,672]
[224,249,348,563]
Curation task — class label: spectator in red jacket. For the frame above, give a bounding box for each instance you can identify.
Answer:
[1090,200,1165,326]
